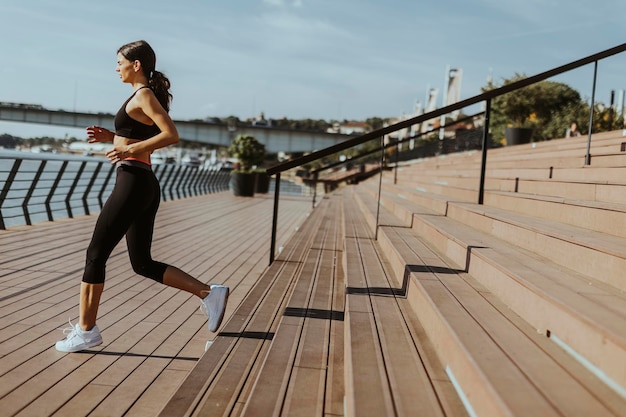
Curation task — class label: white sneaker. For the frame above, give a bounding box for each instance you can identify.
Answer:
[200,284,230,332]
[55,320,103,352]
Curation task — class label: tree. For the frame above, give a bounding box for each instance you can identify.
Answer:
[484,74,584,142]
[0,134,18,148]
[365,117,386,131]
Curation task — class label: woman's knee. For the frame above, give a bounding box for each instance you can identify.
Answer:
[82,257,106,284]
[130,259,167,283]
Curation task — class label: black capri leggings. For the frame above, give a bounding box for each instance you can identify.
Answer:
[82,162,168,284]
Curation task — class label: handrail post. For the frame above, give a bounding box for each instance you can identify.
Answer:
[269,172,281,265]
[393,137,399,185]
[46,160,68,222]
[23,160,46,226]
[312,172,318,208]
[478,99,491,205]
[65,161,87,218]
[82,162,102,216]
[374,136,384,240]
[0,159,22,230]
[585,60,598,166]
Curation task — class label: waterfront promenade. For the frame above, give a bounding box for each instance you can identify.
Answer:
[1,130,626,417]
[0,191,311,416]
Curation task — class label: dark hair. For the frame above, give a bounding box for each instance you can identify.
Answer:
[118,40,173,112]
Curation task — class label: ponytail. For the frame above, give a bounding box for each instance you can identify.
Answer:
[149,70,173,112]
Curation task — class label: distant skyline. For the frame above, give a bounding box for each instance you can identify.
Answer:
[1,0,625,139]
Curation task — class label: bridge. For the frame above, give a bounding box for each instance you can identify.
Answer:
[0,102,354,154]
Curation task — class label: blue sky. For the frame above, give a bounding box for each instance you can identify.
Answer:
[1,0,625,138]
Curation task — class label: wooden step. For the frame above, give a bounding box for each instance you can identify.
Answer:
[354,185,626,394]
[445,201,626,291]
[157,197,330,417]
[377,224,626,417]
[484,190,626,239]
[342,190,467,417]
[487,177,626,204]
[238,194,344,417]
[411,211,626,389]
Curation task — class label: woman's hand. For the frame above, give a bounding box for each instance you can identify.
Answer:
[86,126,114,143]
[105,145,131,164]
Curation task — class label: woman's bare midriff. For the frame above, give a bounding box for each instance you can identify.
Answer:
[114,136,151,164]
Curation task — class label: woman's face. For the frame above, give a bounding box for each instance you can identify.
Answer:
[116,53,136,83]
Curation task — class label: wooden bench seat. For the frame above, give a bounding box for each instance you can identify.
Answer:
[392,163,626,201]
[352,183,626,397]
[443,201,626,291]
[506,178,626,204]
[375,175,626,282]
[342,190,468,417]
[392,131,626,191]
[351,184,408,229]
[368,177,626,241]
[346,183,626,416]
[377,224,625,417]
[483,189,626,238]
[390,177,479,202]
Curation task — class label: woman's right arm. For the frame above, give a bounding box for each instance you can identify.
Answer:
[86,126,115,143]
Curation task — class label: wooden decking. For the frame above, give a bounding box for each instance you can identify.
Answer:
[2,130,626,417]
[157,193,345,417]
[0,192,312,417]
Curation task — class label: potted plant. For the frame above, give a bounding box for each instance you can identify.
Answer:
[254,168,271,194]
[228,134,266,197]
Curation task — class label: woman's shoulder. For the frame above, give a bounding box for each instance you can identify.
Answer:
[132,87,158,106]
[134,86,155,98]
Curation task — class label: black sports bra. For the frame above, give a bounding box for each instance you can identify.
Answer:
[114,87,160,140]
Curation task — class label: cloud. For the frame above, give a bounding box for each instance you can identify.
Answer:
[476,0,624,27]
[262,0,303,7]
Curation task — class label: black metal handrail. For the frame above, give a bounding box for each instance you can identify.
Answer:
[303,113,485,207]
[310,112,483,175]
[266,42,626,264]
[267,43,626,176]
[0,151,232,229]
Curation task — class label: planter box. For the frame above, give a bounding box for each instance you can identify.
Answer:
[231,172,256,197]
[505,127,533,146]
[255,172,270,194]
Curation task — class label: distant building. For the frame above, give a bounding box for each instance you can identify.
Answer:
[327,121,369,135]
[68,141,108,154]
[250,112,271,127]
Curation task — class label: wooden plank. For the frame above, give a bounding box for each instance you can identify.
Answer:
[190,210,328,416]
[237,197,341,417]
[324,197,345,417]
[464,273,626,417]
[438,271,617,417]
[382,224,625,416]
[0,192,312,417]
[124,366,193,417]
[89,357,171,417]
[409,204,626,388]
[346,196,457,417]
[342,195,396,417]
[158,198,327,417]
[279,198,343,416]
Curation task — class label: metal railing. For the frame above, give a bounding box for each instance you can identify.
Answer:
[303,112,485,208]
[0,151,232,229]
[266,42,626,264]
